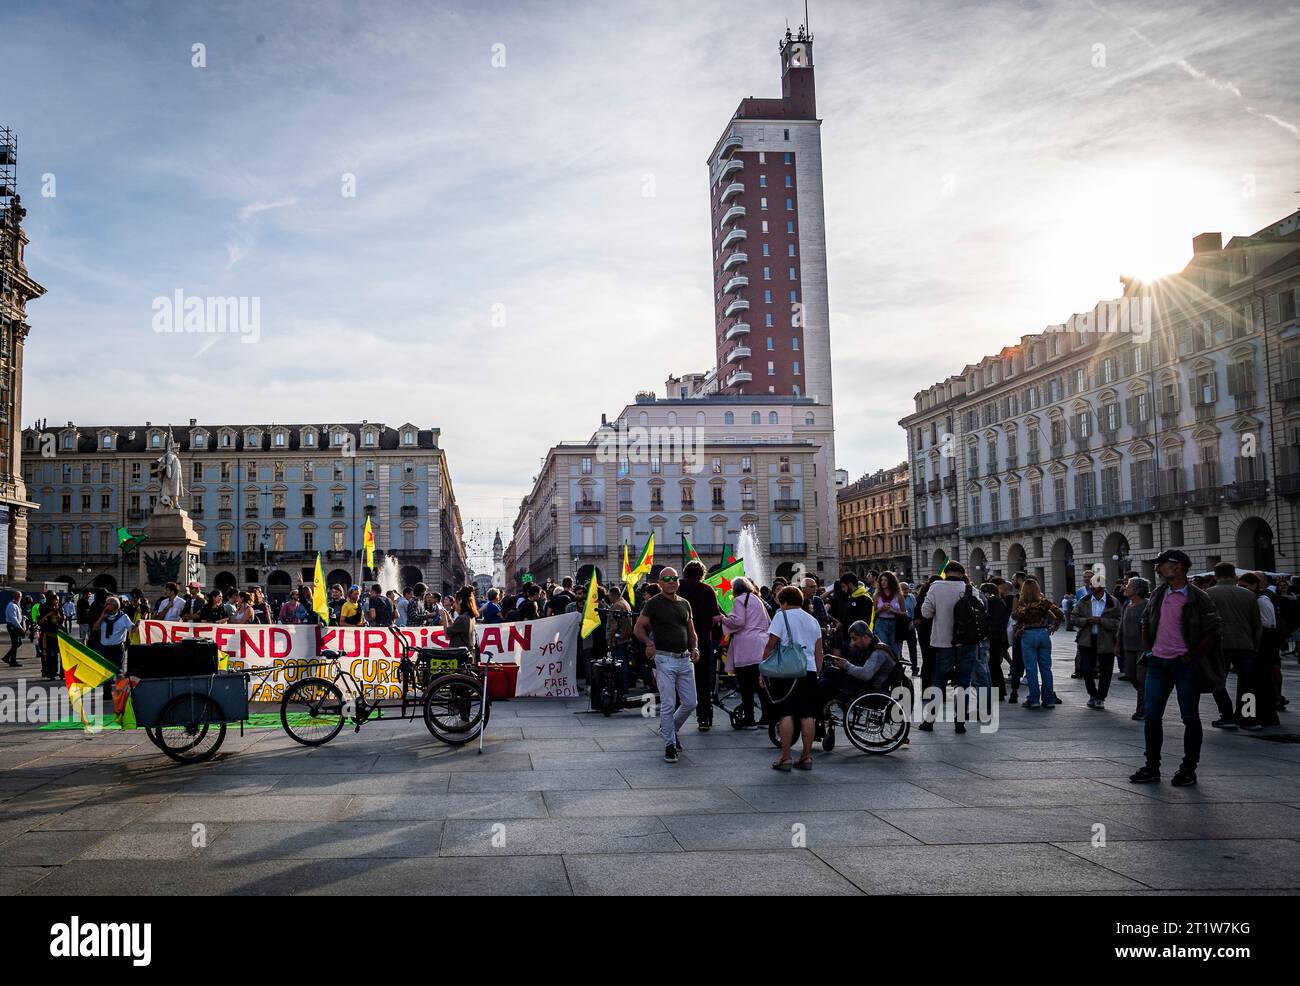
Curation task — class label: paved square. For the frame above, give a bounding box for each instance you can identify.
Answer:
[2,633,1298,895]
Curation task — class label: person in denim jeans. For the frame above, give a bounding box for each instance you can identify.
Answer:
[1010,578,1063,709]
[633,568,700,763]
[1132,550,1222,787]
[919,563,982,734]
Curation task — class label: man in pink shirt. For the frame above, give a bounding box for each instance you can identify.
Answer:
[1134,549,1222,787]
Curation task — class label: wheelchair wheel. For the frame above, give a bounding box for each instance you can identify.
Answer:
[423,673,484,745]
[843,690,909,755]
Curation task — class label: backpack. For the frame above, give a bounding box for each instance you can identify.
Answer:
[952,584,990,645]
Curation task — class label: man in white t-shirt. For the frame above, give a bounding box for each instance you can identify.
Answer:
[761,585,825,771]
[155,582,186,621]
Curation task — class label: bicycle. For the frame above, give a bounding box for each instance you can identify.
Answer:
[278,627,491,748]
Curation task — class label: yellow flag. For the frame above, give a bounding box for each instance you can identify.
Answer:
[58,631,118,730]
[621,543,636,606]
[580,575,600,639]
[312,552,330,625]
[631,533,654,580]
[362,515,375,571]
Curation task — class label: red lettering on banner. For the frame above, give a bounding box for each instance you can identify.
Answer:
[214,627,235,653]
[242,629,265,659]
[320,628,340,651]
[270,627,292,659]
[364,629,390,656]
[508,625,532,651]
[480,627,502,653]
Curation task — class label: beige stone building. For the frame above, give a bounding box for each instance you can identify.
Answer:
[837,461,911,579]
[902,210,1300,600]
[506,394,836,588]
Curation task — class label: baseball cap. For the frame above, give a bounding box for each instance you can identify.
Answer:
[1154,549,1192,570]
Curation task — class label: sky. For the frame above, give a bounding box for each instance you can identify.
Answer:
[3,0,1298,571]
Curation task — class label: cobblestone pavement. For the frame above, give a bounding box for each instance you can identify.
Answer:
[2,633,1298,895]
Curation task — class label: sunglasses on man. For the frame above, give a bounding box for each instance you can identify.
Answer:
[659,576,679,583]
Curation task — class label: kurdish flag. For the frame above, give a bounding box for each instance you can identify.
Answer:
[312,552,331,625]
[704,558,746,615]
[621,543,637,606]
[630,534,654,579]
[362,515,375,571]
[709,543,735,576]
[580,575,601,639]
[681,534,701,566]
[57,631,118,730]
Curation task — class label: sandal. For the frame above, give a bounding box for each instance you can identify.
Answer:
[771,758,793,772]
[793,758,813,771]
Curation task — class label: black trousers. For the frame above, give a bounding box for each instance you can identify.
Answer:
[735,664,761,725]
[988,640,1008,692]
[4,625,20,664]
[1078,644,1114,700]
[694,641,716,723]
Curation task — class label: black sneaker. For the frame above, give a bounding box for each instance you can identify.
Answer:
[663,744,678,763]
[675,740,684,752]
[955,721,967,734]
[1171,766,1197,787]
[1129,765,1161,784]
[1008,691,1018,704]
[918,721,934,732]
[1210,718,1238,730]
[697,721,711,733]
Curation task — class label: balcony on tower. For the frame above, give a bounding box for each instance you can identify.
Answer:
[721,181,744,203]
[725,345,752,364]
[719,158,743,181]
[723,298,750,319]
[724,322,751,342]
[720,133,744,159]
[720,205,746,230]
[721,250,748,272]
[720,228,747,250]
[725,368,753,388]
[723,274,749,295]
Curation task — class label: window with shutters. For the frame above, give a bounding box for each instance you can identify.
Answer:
[1075,472,1096,510]
[1131,459,1155,499]
[990,490,1000,521]
[1102,402,1121,433]
[969,495,982,526]
[1284,345,1300,382]
[1053,476,1067,511]
[1195,371,1217,405]
[1158,380,1180,414]
[1030,482,1043,515]
[1236,452,1265,482]
[1007,431,1018,460]
[1194,446,1219,489]
[1101,466,1121,502]
[986,439,997,471]
[1027,385,1040,410]
[1076,410,1092,438]
[1222,359,1253,398]
[1102,357,1115,384]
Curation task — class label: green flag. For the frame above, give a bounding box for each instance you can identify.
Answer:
[117,526,147,553]
[681,534,701,566]
[708,542,735,576]
[704,558,746,615]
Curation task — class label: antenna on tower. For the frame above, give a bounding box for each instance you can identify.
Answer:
[805,0,810,35]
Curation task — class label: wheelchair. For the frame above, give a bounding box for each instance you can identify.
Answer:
[766,660,912,755]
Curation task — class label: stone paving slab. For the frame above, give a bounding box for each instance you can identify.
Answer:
[205,820,446,860]
[815,843,1146,894]
[562,849,861,895]
[446,768,630,792]
[661,810,922,850]
[1053,838,1300,890]
[339,792,549,821]
[730,781,961,812]
[543,787,754,817]
[440,816,680,856]
[871,806,1155,845]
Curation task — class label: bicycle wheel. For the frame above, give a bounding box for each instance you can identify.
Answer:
[423,673,484,745]
[280,677,346,746]
[843,691,909,755]
[154,695,227,764]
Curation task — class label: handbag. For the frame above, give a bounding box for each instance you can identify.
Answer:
[759,610,809,680]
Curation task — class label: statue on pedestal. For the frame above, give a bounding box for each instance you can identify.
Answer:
[156,427,184,509]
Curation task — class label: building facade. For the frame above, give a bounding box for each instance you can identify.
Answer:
[20,420,469,598]
[902,211,1300,601]
[505,395,836,588]
[0,127,43,583]
[706,25,832,407]
[837,461,912,579]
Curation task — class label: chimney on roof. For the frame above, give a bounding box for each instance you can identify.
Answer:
[1192,232,1222,255]
[600,413,607,425]
[190,418,196,427]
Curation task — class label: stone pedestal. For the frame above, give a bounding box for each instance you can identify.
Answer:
[138,506,206,592]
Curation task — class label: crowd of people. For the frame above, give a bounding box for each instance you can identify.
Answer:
[4,550,1293,786]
